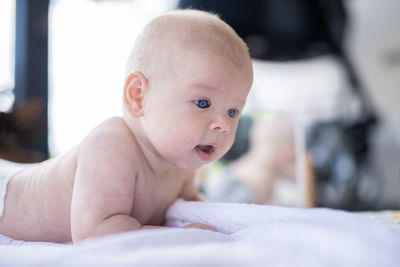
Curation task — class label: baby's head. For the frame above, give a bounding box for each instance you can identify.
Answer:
[123,9,253,171]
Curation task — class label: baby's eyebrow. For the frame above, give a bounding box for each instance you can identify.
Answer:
[191,82,218,92]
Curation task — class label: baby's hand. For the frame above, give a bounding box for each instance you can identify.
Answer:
[182,222,218,232]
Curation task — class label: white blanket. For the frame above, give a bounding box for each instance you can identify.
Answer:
[1,200,399,267]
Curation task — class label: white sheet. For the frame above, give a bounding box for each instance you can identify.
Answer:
[1,200,399,267]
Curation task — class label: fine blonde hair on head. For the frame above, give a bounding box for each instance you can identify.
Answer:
[124,9,252,80]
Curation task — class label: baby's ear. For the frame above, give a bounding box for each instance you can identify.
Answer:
[123,72,147,117]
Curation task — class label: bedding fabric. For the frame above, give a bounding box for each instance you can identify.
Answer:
[1,200,400,267]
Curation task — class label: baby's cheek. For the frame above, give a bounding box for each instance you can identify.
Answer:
[219,135,235,158]
[162,126,195,152]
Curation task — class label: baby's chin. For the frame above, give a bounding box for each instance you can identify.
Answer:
[164,155,203,172]
[169,156,212,172]
[163,146,227,172]
[173,161,204,172]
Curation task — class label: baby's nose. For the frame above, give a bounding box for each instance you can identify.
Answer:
[209,115,230,135]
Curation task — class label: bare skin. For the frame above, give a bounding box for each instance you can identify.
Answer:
[0,118,205,243]
[0,10,252,243]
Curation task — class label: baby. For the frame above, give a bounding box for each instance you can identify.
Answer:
[0,10,253,243]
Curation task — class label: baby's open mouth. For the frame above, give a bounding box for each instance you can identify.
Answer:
[195,144,216,161]
[196,145,215,154]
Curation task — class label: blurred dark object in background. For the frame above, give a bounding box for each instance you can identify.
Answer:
[0,98,47,163]
[221,115,253,162]
[12,0,50,160]
[306,117,379,210]
[178,0,346,60]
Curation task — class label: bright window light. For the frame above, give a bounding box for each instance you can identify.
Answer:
[49,0,177,156]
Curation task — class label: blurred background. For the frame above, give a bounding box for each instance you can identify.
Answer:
[0,0,399,211]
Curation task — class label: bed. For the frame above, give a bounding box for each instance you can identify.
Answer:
[1,200,399,266]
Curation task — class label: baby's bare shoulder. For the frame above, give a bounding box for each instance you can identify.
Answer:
[72,117,141,190]
[84,117,133,143]
[78,117,138,160]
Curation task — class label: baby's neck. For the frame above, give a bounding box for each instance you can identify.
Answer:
[123,117,179,177]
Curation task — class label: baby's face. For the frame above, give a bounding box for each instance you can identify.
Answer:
[141,48,252,171]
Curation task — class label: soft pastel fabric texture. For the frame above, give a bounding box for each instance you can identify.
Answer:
[1,199,399,267]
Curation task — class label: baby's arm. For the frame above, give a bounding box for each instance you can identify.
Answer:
[179,174,205,201]
[71,128,147,242]
[177,175,218,231]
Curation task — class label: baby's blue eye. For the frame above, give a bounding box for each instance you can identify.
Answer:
[228,109,237,118]
[194,99,210,109]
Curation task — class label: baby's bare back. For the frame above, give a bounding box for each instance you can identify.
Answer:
[0,148,78,242]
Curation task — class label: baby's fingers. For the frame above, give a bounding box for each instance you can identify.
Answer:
[182,222,218,232]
